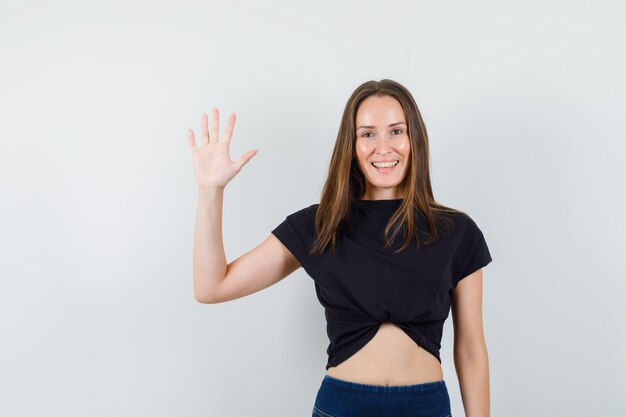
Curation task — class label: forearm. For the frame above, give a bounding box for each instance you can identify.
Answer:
[454,346,490,417]
[192,186,227,302]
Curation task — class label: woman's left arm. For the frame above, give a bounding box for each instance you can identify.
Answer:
[451,268,490,417]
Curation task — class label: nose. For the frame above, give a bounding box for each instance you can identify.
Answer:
[375,134,394,154]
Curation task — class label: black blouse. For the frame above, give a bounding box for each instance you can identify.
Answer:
[271,198,493,370]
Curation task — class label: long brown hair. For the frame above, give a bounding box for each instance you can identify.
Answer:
[310,79,465,256]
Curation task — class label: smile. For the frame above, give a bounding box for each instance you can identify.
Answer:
[371,160,399,173]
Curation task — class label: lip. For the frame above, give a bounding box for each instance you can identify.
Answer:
[371,159,399,163]
[371,160,399,174]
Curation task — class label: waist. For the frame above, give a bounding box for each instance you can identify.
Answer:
[321,373,446,392]
[326,347,444,386]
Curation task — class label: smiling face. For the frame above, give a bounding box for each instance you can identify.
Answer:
[354,94,411,200]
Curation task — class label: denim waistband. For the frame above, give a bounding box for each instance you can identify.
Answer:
[321,374,447,393]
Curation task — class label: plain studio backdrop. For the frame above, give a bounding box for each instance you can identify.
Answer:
[1,0,624,416]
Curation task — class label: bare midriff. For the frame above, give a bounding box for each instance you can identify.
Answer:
[325,322,444,386]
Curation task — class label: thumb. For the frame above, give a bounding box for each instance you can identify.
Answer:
[234,149,258,171]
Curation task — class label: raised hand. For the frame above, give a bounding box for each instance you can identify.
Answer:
[187,107,258,189]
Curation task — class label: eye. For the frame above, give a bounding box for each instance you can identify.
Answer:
[392,129,403,135]
[361,132,374,138]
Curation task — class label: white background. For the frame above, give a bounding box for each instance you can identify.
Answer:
[1,0,624,416]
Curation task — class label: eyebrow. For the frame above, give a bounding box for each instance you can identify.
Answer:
[356,122,407,130]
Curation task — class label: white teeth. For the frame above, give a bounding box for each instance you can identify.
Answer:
[372,160,399,168]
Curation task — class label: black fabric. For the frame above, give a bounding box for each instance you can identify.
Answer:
[271,198,492,370]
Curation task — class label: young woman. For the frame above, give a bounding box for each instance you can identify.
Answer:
[188,79,493,417]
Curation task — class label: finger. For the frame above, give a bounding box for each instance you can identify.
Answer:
[234,149,258,171]
[222,112,236,144]
[201,113,209,146]
[210,107,219,143]
[187,128,197,150]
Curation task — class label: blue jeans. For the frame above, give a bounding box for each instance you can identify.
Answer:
[312,374,452,417]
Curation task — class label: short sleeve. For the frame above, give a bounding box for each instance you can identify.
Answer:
[452,215,493,287]
[271,204,317,267]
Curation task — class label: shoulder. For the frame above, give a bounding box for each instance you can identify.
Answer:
[281,203,319,235]
[438,208,485,242]
[286,203,319,221]
[452,211,480,231]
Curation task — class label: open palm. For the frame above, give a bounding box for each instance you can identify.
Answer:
[187,108,257,189]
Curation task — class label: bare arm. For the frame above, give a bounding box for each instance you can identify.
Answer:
[451,268,490,417]
[192,184,301,303]
[192,186,227,302]
[188,107,300,304]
